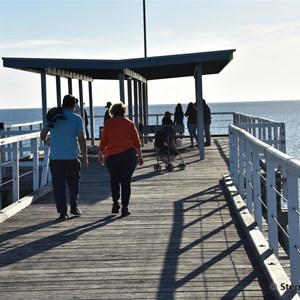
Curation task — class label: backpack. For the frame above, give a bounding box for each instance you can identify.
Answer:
[46,107,66,128]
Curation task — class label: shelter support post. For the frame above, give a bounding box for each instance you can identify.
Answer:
[119,71,125,103]
[143,82,148,126]
[41,70,47,123]
[138,81,143,126]
[56,75,61,107]
[68,78,73,94]
[133,80,139,129]
[195,63,205,160]
[78,79,84,116]
[88,81,95,145]
[127,79,133,120]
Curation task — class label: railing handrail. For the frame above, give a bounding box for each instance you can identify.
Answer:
[229,123,300,290]
[232,112,286,153]
[233,112,281,124]
[5,121,43,129]
[0,131,41,145]
[0,131,50,208]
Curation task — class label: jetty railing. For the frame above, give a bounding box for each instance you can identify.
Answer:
[3,121,43,159]
[229,124,300,289]
[96,112,234,138]
[0,130,50,209]
[233,112,286,153]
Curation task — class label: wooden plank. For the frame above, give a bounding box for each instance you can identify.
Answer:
[0,137,276,299]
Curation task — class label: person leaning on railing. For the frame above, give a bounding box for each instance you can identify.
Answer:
[203,99,211,146]
[185,102,198,147]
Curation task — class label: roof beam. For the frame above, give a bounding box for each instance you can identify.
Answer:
[123,68,147,83]
[45,68,93,82]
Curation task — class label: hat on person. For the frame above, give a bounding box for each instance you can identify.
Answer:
[165,111,172,116]
[105,101,112,108]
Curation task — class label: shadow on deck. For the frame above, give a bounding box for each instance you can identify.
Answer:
[0,137,275,299]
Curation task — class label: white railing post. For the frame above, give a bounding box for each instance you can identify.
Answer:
[265,152,279,257]
[238,133,245,198]
[245,138,253,212]
[252,145,263,230]
[229,128,238,186]
[280,123,286,153]
[1,131,49,206]
[12,142,20,202]
[32,138,39,191]
[40,145,50,187]
[287,160,300,289]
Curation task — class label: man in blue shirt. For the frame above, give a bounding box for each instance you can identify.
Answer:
[40,94,89,220]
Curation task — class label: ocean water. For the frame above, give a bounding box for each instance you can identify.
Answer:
[1,100,300,158]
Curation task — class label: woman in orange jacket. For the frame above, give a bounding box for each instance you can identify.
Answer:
[99,102,144,217]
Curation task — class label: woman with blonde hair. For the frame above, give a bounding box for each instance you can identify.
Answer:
[99,102,144,217]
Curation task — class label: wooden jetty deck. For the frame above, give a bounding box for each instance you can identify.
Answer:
[0,137,275,299]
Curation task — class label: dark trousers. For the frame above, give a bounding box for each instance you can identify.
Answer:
[105,148,137,207]
[49,159,81,213]
[204,121,211,144]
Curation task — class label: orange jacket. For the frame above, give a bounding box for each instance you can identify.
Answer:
[99,116,141,157]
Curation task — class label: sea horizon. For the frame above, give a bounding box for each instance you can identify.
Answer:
[1,98,300,110]
[1,99,300,159]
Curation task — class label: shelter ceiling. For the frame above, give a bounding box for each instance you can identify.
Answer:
[2,49,235,81]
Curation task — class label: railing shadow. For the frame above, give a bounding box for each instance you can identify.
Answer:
[0,216,115,268]
[214,138,230,167]
[156,182,273,299]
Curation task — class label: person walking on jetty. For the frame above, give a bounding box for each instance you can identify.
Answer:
[99,102,144,217]
[40,94,89,220]
[185,102,198,147]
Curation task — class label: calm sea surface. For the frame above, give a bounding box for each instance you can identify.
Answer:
[1,100,300,158]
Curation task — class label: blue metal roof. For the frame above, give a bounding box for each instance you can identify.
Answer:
[2,49,235,81]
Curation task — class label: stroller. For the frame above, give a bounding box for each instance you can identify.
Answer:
[153,126,186,172]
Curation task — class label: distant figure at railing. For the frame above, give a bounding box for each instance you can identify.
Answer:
[162,111,174,125]
[185,102,198,147]
[203,99,211,146]
[74,98,80,115]
[104,101,112,124]
[83,103,90,140]
[40,94,89,220]
[174,103,184,135]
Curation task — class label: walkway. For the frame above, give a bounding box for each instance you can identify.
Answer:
[0,137,274,299]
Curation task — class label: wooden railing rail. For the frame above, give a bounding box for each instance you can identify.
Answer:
[229,124,300,290]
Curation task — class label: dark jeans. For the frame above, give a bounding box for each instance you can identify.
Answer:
[105,148,137,207]
[49,159,81,214]
[187,123,198,146]
[204,121,211,144]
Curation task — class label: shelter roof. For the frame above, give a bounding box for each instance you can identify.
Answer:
[2,49,235,81]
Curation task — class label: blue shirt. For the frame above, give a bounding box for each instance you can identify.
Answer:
[44,109,84,159]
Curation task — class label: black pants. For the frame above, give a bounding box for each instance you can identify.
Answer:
[105,148,137,207]
[49,159,81,214]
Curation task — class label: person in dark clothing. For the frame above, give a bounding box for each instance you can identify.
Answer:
[162,111,174,125]
[104,101,112,124]
[84,106,90,140]
[185,102,198,147]
[174,103,184,137]
[174,103,184,125]
[203,99,211,146]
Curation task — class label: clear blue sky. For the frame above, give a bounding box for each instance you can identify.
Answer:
[1,0,300,108]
